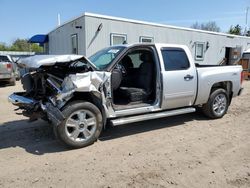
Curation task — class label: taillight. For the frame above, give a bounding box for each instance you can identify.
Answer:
[240,71,244,84]
[6,63,12,69]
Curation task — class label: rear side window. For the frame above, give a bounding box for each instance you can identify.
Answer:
[161,48,190,71]
[128,53,143,68]
[0,55,10,62]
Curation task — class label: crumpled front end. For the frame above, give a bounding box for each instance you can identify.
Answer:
[45,71,112,125]
[8,70,112,126]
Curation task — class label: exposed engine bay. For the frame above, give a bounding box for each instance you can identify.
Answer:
[21,63,88,100]
[9,55,112,126]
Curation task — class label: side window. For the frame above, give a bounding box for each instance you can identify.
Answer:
[195,42,205,60]
[71,34,78,54]
[161,48,190,71]
[120,49,154,69]
[127,53,142,68]
[111,33,127,45]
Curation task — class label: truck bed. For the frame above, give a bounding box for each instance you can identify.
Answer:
[194,65,242,105]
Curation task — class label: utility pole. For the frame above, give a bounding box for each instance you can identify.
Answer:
[245,7,249,35]
[57,14,61,26]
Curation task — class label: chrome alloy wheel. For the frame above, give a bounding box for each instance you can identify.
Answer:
[65,110,97,142]
[212,94,227,116]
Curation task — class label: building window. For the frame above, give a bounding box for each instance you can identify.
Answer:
[140,36,154,43]
[195,42,205,60]
[110,33,127,45]
[71,34,78,54]
[161,48,190,71]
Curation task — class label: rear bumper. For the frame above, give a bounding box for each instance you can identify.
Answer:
[0,73,12,80]
[238,88,243,96]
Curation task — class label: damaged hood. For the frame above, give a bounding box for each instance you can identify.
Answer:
[17,55,97,69]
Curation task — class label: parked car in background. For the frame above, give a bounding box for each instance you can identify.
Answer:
[0,55,19,85]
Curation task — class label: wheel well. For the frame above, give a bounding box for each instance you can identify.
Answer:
[66,92,107,128]
[210,81,233,104]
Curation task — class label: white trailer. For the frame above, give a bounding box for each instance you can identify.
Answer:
[32,12,250,65]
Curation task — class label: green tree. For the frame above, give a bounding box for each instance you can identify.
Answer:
[0,39,43,53]
[10,39,30,51]
[228,24,242,35]
[191,21,221,32]
[30,43,43,53]
[0,43,8,51]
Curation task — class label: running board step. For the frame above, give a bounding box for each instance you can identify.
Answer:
[110,107,196,126]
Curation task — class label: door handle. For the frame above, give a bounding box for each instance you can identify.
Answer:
[184,74,194,81]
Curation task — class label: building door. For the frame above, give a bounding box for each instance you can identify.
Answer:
[71,34,78,54]
[225,46,242,65]
[225,47,231,65]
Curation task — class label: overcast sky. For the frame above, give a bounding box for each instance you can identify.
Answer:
[0,0,250,44]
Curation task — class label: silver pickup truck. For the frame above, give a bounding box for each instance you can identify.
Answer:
[9,43,243,148]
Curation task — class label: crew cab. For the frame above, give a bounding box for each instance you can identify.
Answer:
[9,43,243,148]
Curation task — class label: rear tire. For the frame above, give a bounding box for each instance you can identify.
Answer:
[55,101,103,148]
[202,88,229,119]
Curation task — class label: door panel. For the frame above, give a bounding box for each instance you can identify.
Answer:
[161,69,197,109]
[159,47,197,109]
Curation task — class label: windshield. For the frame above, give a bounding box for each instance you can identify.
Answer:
[89,46,125,70]
[0,55,11,63]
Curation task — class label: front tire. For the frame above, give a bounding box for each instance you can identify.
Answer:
[202,88,229,119]
[55,101,103,148]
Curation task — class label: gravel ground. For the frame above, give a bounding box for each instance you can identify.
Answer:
[0,81,249,188]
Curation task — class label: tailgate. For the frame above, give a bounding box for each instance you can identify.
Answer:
[0,62,11,74]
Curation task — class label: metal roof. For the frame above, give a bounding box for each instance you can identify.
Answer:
[48,12,250,39]
[0,51,35,56]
